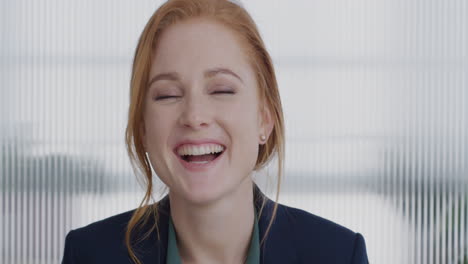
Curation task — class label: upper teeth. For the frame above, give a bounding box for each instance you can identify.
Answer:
[177,144,225,156]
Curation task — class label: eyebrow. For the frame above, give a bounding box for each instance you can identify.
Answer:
[204,67,244,84]
[147,72,180,87]
[147,67,244,87]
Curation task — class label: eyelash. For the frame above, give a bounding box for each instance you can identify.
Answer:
[213,90,235,95]
[154,90,235,101]
[155,95,180,100]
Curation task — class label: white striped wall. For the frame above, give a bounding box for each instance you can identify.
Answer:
[1,0,467,263]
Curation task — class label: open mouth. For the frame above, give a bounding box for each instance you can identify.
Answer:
[176,144,225,165]
[180,150,224,163]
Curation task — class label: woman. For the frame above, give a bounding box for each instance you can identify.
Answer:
[62,0,369,263]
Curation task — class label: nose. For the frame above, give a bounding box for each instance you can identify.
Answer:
[178,93,211,130]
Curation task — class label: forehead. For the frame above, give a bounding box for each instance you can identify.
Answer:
[150,18,253,79]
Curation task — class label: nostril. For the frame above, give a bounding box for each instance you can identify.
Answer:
[179,113,210,129]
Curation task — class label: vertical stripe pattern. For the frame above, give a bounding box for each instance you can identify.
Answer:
[0,0,467,263]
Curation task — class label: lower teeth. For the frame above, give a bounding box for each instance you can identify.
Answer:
[190,161,209,164]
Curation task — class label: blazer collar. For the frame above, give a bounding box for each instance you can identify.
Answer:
[139,184,297,264]
[253,185,298,264]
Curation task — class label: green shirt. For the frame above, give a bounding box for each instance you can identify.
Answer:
[166,209,260,264]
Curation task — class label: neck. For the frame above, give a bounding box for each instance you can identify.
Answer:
[169,179,255,264]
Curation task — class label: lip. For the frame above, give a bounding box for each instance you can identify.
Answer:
[173,138,227,172]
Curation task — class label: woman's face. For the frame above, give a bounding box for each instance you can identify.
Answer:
[143,18,272,205]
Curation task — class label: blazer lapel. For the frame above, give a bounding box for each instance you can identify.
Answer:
[134,196,170,264]
[254,185,298,264]
[143,184,297,264]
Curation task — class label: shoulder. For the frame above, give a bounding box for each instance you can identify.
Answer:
[62,209,136,264]
[62,201,170,264]
[73,209,135,236]
[272,203,368,263]
[278,203,356,241]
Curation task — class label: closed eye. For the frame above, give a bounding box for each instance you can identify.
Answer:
[155,95,181,101]
[212,91,235,95]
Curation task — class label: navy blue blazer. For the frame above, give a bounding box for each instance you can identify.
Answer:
[62,185,369,264]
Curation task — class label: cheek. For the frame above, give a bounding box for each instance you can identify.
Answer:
[223,99,260,164]
[228,96,260,135]
[143,110,175,182]
[143,109,173,148]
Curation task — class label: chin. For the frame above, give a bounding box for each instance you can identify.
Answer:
[178,181,235,206]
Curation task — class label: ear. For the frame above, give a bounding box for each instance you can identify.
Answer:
[258,103,274,144]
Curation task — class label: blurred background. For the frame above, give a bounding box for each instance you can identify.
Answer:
[1,0,467,263]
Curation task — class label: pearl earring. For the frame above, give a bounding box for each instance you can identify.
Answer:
[260,135,266,141]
